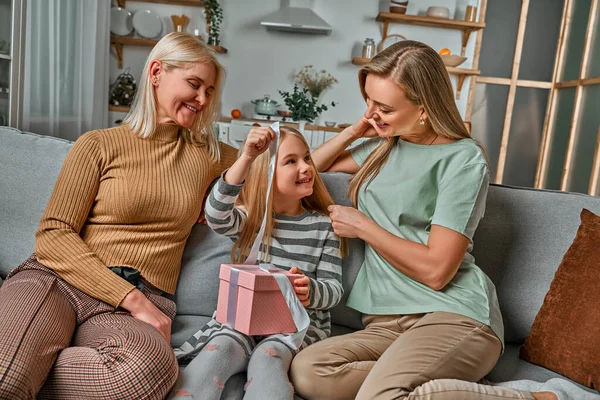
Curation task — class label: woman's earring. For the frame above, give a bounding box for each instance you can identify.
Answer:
[152,77,158,84]
[419,119,425,126]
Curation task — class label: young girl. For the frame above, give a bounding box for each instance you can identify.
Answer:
[172,125,345,400]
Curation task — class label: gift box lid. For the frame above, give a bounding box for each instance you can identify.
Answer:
[219,264,303,291]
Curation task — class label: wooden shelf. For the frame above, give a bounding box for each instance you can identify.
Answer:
[451,68,481,100]
[109,105,131,113]
[116,0,204,7]
[351,57,371,65]
[376,13,485,30]
[351,57,479,99]
[209,45,228,54]
[351,57,480,75]
[110,36,228,68]
[446,66,480,75]
[111,36,159,47]
[376,12,485,56]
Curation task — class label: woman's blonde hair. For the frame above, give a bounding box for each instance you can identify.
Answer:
[349,40,481,206]
[124,32,225,161]
[232,126,347,263]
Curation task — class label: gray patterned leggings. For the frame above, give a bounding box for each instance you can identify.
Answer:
[0,256,178,400]
[171,334,294,400]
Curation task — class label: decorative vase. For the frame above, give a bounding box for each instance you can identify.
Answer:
[171,14,190,33]
[297,120,307,135]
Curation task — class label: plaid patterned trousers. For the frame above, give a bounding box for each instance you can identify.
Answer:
[0,255,178,400]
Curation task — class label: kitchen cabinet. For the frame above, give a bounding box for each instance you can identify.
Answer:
[217,120,366,151]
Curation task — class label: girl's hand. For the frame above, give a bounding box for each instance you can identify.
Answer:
[224,127,275,185]
[328,204,370,239]
[242,127,276,161]
[347,116,378,139]
[289,266,310,306]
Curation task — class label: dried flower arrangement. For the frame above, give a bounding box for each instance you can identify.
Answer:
[294,65,338,100]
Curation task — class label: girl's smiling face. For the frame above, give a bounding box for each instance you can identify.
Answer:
[273,134,315,210]
[152,61,216,128]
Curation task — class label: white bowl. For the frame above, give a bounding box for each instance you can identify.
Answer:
[441,55,467,67]
[426,6,450,19]
[324,121,336,127]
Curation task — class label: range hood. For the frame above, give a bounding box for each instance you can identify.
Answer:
[261,0,332,35]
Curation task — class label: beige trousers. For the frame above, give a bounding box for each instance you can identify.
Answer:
[290,312,535,400]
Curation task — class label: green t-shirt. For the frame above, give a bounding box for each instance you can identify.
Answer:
[349,137,504,346]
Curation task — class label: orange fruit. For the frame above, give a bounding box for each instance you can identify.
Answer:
[231,109,242,119]
[439,48,451,56]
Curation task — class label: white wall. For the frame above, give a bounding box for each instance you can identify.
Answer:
[109,0,479,126]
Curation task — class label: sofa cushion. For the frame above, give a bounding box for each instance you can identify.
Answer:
[0,127,73,278]
[472,185,600,344]
[520,209,600,390]
[172,315,213,348]
[174,224,232,317]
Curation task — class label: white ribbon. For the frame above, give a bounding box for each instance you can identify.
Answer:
[245,121,280,265]
[258,263,310,350]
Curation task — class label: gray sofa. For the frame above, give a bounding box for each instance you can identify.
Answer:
[1,125,599,399]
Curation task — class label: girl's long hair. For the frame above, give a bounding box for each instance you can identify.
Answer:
[124,32,225,161]
[348,40,484,206]
[232,126,347,263]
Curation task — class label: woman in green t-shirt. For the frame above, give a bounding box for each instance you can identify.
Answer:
[289,40,557,400]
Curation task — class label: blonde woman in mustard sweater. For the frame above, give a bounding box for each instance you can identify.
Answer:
[0,32,236,400]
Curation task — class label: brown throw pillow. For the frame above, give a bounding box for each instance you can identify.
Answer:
[520,208,600,390]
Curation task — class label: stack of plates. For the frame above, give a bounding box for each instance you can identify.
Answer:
[110,7,163,39]
[110,7,133,36]
[133,10,163,39]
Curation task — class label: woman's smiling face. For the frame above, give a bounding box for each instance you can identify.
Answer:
[363,74,425,138]
[153,61,216,128]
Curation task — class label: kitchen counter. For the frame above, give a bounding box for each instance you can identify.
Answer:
[219,117,345,133]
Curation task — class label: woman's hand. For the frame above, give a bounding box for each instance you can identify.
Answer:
[120,289,172,342]
[241,127,276,161]
[289,266,310,306]
[328,204,371,239]
[347,116,378,139]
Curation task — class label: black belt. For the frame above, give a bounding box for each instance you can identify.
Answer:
[110,266,144,291]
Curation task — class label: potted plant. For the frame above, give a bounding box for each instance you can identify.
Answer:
[278,66,338,124]
[204,0,223,46]
[278,85,335,123]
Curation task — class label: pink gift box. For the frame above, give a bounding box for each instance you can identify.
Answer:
[216,264,303,336]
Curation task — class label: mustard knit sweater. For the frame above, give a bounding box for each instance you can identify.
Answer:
[35,123,237,307]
